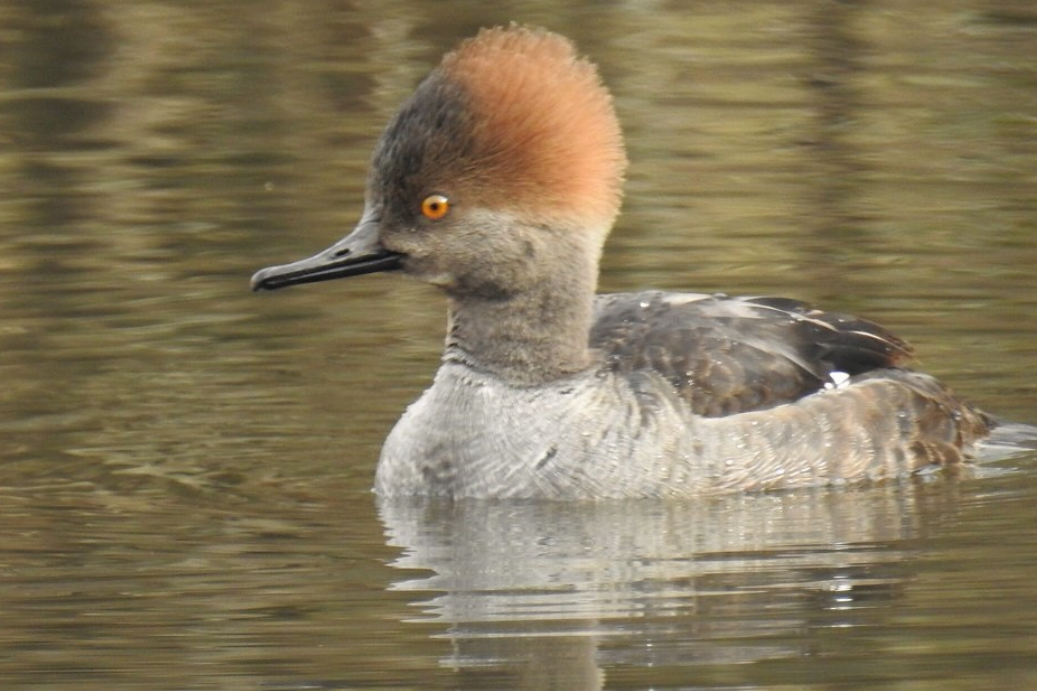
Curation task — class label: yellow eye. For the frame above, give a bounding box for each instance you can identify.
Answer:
[420,194,450,220]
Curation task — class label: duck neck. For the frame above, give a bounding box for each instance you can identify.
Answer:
[443,236,600,386]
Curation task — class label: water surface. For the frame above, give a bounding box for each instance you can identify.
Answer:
[1,1,1036,689]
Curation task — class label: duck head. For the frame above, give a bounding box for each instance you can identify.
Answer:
[251,26,627,300]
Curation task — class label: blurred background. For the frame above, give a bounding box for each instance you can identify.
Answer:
[1,1,1035,689]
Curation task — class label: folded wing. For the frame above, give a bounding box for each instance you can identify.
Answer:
[590,291,913,416]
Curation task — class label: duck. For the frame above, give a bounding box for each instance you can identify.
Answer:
[251,25,993,500]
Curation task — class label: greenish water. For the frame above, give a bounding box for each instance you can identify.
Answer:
[1,1,1036,689]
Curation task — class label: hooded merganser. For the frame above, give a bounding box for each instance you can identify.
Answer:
[252,26,992,499]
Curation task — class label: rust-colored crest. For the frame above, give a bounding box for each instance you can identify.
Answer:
[440,26,627,226]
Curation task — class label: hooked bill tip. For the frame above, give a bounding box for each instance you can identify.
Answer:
[250,267,278,292]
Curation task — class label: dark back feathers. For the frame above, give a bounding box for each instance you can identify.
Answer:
[590,291,913,417]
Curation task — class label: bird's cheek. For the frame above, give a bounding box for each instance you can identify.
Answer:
[379,226,424,254]
[398,254,457,288]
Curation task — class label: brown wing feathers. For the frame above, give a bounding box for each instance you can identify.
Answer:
[591,292,914,416]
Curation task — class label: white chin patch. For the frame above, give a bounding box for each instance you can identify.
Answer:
[424,271,457,288]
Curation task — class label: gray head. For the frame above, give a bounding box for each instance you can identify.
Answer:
[251,26,628,298]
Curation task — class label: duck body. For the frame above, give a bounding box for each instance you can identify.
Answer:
[376,291,988,499]
[251,27,993,500]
